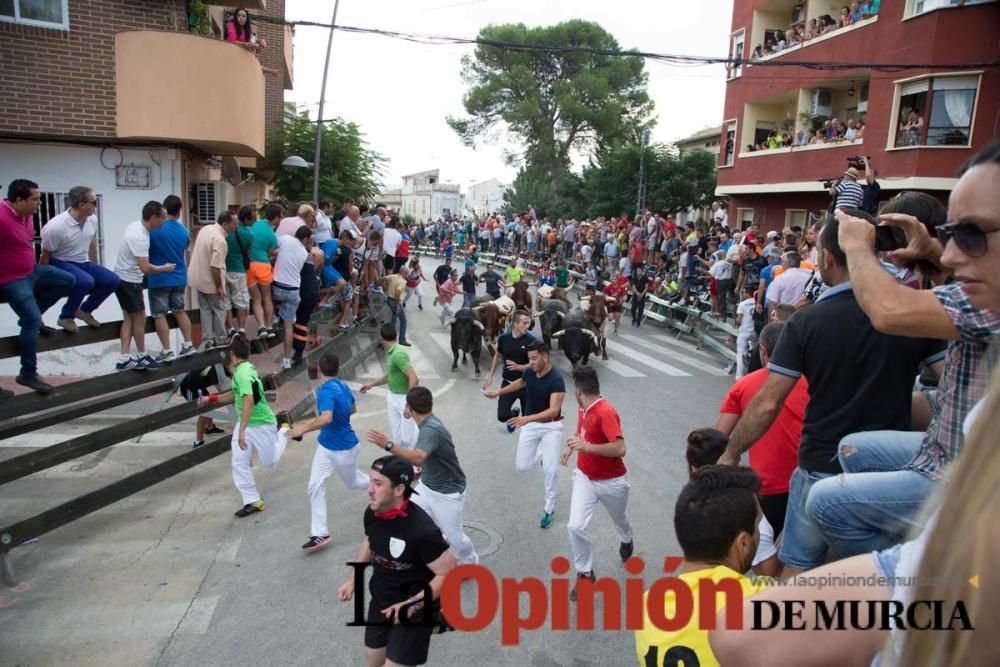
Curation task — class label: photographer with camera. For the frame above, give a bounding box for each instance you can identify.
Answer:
[828,159,865,211]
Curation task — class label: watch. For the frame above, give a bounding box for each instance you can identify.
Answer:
[385,441,395,451]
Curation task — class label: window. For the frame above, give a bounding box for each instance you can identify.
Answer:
[0,0,69,29]
[894,75,979,147]
[785,210,807,228]
[729,30,745,78]
[32,192,106,264]
[723,121,737,166]
[911,0,994,16]
[737,208,754,230]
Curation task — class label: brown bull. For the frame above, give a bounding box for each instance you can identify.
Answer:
[511,280,532,312]
[584,292,609,360]
[473,302,504,354]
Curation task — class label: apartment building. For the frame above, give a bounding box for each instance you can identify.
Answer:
[714,0,998,231]
[0,0,293,371]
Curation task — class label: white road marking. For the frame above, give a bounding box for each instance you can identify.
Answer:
[649,333,722,360]
[620,335,728,376]
[549,347,646,378]
[603,339,693,377]
[405,344,441,380]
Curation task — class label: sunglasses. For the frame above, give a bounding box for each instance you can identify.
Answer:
[935,221,1000,258]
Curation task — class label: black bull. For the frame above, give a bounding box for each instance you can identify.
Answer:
[447,308,484,377]
[550,308,598,367]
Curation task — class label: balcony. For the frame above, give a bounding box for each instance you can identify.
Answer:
[115,30,265,157]
[747,0,879,61]
[282,24,294,90]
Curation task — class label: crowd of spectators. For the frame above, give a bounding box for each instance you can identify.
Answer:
[751,1,881,59]
[747,116,866,153]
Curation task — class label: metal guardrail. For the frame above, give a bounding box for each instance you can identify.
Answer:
[0,303,389,586]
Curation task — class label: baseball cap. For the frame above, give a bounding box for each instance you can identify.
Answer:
[766,231,778,239]
[371,455,418,493]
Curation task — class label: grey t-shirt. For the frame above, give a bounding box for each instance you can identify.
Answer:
[415,415,466,494]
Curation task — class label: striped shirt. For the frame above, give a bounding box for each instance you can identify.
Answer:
[905,283,1000,480]
[834,179,865,209]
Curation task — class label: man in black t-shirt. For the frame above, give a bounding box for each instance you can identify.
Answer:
[180,365,226,449]
[482,311,536,428]
[459,265,478,308]
[486,340,565,529]
[433,258,452,292]
[479,262,503,299]
[337,455,456,667]
[718,211,945,575]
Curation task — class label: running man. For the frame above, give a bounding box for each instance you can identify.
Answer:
[337,455,457,667]
[560,365,634,600]
[486,340,565,529]
[366,387,479,565]
[198,336,294,517]
[361,324,419,451]
[286,353,370,552]
[482,310,535,431]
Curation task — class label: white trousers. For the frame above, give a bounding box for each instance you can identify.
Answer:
[735,332,757,379]
[405,286,422,306]
[231,424,289,505]
[307,444,370,537]
[387,392,418,450]
[439,301,456,325]
[411,481,479,565]
[566,469,633,574]
[515,421,563,514]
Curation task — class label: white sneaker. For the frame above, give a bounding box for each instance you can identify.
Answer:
[281,358,292,370]
[179,343,196,357]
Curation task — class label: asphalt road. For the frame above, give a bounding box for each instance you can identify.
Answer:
[0,282,734,667]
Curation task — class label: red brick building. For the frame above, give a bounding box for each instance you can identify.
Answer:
[714,0,999,232]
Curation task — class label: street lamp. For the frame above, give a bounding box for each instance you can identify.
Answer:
[312,0,342,204]
[282,155,313,169]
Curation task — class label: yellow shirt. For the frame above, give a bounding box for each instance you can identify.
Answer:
[635,565,769,667]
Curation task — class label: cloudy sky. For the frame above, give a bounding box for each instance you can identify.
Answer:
[285,0,732,189]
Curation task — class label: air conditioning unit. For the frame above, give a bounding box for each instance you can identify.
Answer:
[194,181,223,225]
[810,88,833,117]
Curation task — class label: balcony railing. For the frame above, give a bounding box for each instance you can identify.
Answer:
[115,30,265,157]
[749,8,879,62]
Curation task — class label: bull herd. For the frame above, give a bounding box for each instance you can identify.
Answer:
[442,281,617,377]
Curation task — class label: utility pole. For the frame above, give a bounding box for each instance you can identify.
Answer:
[635,129,650,216]
[312,0,341,204]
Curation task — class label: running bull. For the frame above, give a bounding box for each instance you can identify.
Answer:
[550,307,598,367]
[445,307,484,377]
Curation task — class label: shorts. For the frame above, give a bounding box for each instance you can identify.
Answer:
[225,272,251,309]
[321,265,344,289]
[607,304,622,313]
[115,281,145,314]
[149,286,185,317]
[246,261,273,287]
[271,283,302,322]
[364,597,435,665]
[709,277,718,296]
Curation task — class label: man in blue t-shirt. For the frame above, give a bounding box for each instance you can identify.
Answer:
[149,194,195,361]
[286,353,370,551]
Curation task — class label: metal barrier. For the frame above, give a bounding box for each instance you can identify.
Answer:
[0,303,388,586]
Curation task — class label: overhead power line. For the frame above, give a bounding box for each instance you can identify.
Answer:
[258,16,999,72]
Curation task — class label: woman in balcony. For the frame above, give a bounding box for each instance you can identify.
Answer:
[225,8,266,52]
[839,6,853,27]
[902,110,925,146]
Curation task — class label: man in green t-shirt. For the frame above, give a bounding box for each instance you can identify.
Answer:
[224,206,256,336]
[504,264,525,287]
[247,204,281,339]
[198,337,295,517]
[555,261,574,289]
[360,323,419,451]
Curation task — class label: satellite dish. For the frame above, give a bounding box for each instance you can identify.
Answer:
[221,156,243,186]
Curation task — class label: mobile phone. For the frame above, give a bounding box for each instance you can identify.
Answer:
[874,225,907,252]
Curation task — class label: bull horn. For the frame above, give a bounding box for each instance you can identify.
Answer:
[472,320,484,330]
[472,305,485,312]
[444,318,455,326]
[532,312,542,318]
[583,329,596,339]
[551,330,565,338]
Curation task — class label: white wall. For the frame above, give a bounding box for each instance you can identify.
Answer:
[0,142,184,376]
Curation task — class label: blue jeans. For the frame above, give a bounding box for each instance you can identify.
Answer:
[49,259,120,319]
[388,298,407,343]
[806,430,934,559]
[779,467,835,570]
[462,292,475,308]
[0,264,76,377]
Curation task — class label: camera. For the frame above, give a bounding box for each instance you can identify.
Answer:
[821,179,834,189]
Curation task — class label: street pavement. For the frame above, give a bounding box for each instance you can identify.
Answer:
[0,281,734,666]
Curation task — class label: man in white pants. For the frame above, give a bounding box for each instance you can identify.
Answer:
[199,337,293,518]
[560,365,634,601]
[366,386,479,565]
[287,352,370,552]
[487,340,565,529]
[361,323,419,452]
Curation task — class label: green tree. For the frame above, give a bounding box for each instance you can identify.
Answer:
[449,20,653,189]
[274,104,385,203]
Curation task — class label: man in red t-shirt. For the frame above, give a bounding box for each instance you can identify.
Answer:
[714,321,807,535]
[561,365,633,601]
